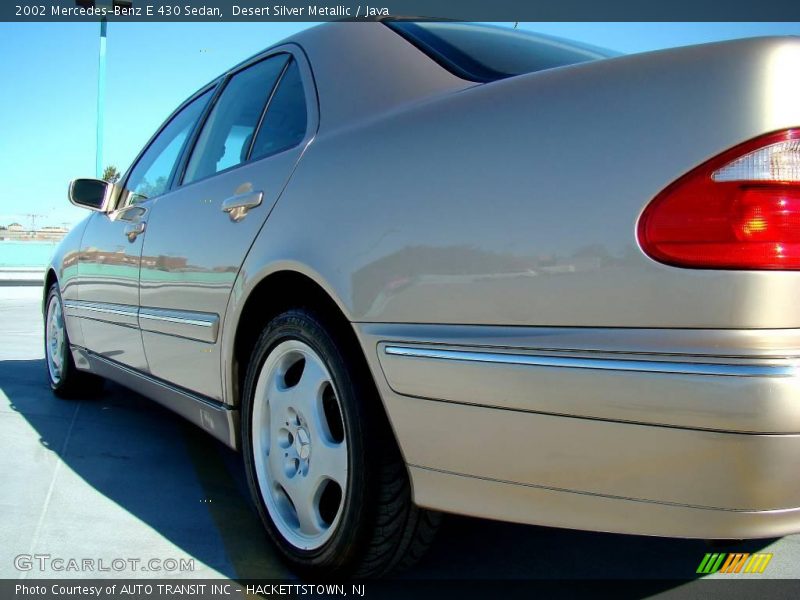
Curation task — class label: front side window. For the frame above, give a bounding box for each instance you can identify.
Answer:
[125,89,212,203]
[183,54,289,185]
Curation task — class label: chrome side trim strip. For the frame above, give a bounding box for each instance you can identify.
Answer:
[139,306,219,343]
[63,300,219,343]
[383,345,797,378]
[63,300,138,318]
[139,307,217,328]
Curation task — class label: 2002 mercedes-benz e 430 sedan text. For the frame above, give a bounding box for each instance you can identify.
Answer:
[45,21,800,577]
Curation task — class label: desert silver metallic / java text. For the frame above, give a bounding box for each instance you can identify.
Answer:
[251,340,348,550]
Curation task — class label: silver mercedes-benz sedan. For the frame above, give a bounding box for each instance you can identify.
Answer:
[45,21,800,577]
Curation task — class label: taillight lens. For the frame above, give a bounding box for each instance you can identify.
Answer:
[638,129,800,269]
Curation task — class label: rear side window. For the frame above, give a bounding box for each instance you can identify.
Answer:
[183,54,289,184]
[386,21,617,82]
[250,59,307,161]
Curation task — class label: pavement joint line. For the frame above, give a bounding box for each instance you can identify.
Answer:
[19,398,82,580]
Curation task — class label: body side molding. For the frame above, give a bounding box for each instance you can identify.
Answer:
[383,345,797,378]
[64,299,219,343]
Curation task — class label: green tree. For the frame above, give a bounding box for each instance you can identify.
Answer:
[102,165,121,184]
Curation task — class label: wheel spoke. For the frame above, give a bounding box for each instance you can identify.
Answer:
[52,347,62,370]
[289,357,328,408]
[265,372,290,412]
[311,439,347,487]
[283,475,324,536]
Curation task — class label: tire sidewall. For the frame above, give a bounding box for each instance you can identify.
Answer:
[242,309,375,576]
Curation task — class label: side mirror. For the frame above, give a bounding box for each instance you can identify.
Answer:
[68,178,116,212]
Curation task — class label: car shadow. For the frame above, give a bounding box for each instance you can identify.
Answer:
[1,357,285,579]
[1,358,776,586]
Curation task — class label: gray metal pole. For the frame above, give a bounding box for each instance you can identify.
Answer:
[96,18,107,178]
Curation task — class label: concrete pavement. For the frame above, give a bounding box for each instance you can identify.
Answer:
[1,284,798,586]
[0,286,286,580]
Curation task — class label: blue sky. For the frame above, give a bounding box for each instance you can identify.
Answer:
[1,21,800,227]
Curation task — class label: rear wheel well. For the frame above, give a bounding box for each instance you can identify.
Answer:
[236,273,440,576]
[232,271,363,408]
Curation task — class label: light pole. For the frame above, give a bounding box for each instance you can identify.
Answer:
[96,15,107,179]
[76,1,132,178]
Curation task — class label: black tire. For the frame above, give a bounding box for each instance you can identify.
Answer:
[242,308,440,578]
[44,283,104,398]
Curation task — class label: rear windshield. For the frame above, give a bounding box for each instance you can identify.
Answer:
[386,21,618,82]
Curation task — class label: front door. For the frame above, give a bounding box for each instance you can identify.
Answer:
[73,87,214,370]
[138,49,314,399]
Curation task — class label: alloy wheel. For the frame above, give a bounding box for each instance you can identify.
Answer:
[251,339,348,550]
[45,294,66,385]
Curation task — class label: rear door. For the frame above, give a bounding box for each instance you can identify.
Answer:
[73,88,214,370]
[138,47,316,399]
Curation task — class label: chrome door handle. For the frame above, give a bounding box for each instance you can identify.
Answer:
[112,204,148,222]
[221,190,263,222]
[124,221,146,242]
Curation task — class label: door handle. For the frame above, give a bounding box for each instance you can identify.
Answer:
[124,221,146,242]
[221,190,263,222]
[112,204,148,222]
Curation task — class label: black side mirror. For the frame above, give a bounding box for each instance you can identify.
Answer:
[68,178,114,212]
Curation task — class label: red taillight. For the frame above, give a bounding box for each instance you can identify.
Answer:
[638,129,800,269]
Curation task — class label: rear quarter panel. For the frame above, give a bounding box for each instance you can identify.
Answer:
[241,36,800,331]
[223,34,800,528]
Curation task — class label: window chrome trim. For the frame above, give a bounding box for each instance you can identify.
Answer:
[383,345,797,378]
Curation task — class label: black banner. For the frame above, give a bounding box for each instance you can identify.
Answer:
[6,579,800,600]
[5,0,800,22]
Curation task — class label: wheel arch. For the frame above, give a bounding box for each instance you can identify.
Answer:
[43,268,58,313]
[229,268,363,410]
[231,266,438,576]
